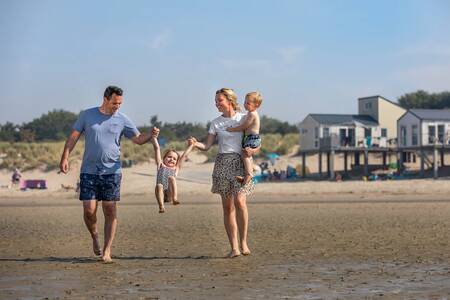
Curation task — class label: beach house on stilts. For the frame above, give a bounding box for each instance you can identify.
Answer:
[397,109,450,178]
[298,96,406,179]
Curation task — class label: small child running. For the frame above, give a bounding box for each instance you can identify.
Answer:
[150,128,195,213]
[226,91,263,184]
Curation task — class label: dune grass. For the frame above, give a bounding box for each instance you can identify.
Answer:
[0,134,299,171]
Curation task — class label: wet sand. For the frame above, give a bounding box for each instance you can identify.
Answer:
[2,192,450,299]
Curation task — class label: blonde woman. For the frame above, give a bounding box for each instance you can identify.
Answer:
[191,88,257,258]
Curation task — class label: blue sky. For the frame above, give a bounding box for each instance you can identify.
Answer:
[1,0,450,126]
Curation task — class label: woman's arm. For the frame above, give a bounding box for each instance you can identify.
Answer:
[226,113,255,132]
[194,134,215,151]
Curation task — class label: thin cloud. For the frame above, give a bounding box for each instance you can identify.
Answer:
[392,64,450,91]
[396,43,450,57]
[150,29,171,50]
[278,46,306,64]
[219,58,271,71]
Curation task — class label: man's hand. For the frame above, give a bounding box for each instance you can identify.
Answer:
[151,127,160,139]
[59,158,69,174]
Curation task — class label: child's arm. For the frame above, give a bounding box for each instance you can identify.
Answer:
[226,112,256,132]
[150,131,162,167]
[176,139,195,173]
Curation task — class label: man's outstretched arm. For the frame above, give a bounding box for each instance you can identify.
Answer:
[132,127,159,145]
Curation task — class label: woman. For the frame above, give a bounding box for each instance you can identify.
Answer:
[191,88,256,258]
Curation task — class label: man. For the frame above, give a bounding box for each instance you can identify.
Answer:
[60,85,155,263]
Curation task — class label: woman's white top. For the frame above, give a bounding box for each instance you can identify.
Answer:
[208,112,246,154]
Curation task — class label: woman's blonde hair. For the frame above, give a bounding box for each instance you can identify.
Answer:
[216,88,240,111]
[245,91,263,107]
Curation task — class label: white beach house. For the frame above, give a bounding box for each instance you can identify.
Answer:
[397,109,450,148]
[299,96,406,151]
[299,114,381,150]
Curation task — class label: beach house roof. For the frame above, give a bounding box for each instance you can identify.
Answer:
[408,109,450,121]
[309,114,379,126]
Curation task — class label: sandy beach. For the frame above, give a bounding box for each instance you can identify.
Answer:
[2,157,450,299]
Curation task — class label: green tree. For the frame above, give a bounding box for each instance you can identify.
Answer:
[23,109,78,141]
[260,115,298,135]
[398,90,450,109]
[0,122,21,142]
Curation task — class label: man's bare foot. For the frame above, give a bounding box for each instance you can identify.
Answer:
[172,200,180,205]
[159,206,165,213]
[92,234,101,256]
[227,249,241,258]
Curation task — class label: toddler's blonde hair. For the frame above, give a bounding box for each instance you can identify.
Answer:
[245,91,263,107]
[216,88,240,111]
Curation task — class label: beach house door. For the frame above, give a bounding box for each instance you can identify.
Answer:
[438,125,445,143]
[339,128,347,146]
[348,128,355,146]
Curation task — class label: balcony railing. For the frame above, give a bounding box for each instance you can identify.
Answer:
[320,134,388,150]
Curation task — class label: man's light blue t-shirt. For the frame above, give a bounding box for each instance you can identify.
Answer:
[73,107,140,175]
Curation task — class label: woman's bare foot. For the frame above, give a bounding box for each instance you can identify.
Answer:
[241,243,251,256]
[172,199,180,205]
[92,234,102,256]
[227,249,241,258]
[101,251,113,263]
[159,206,165,213]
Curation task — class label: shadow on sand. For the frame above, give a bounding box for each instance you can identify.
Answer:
[0,255,224,264]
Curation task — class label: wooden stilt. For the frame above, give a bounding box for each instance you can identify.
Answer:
[364,150,369,177]
[344,152,348,174]
[326,152,330,178]
[420,149,425,178]
[330,150,335,180]
[434,146,439,179]
[318,152,322,177]
[302,152,306,178]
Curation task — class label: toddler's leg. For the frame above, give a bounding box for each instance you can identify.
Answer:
[236,152,253,185]
[242,155,253,184]
[168,176,179,205]
[155,184,165,213]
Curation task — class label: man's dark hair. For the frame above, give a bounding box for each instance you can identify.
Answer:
[104,86,123,100]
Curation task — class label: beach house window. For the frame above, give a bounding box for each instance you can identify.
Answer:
[314,127,319,139]
[364,102,372,110]
[323,127,329,137]
[412,125,418,146]
[400,126,407,146]
[381,128,387,138]
[428,125,436,144]
[438,125,444,143]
